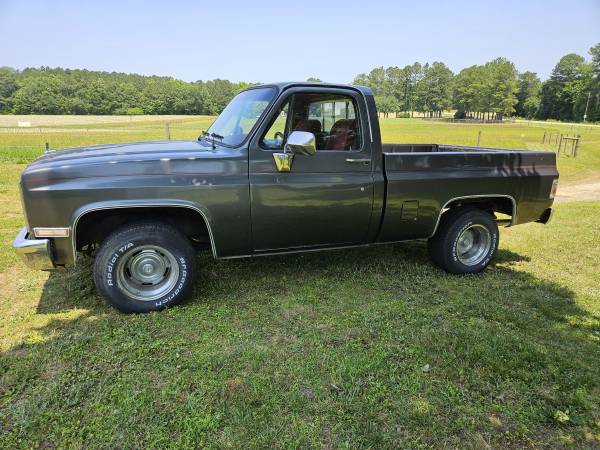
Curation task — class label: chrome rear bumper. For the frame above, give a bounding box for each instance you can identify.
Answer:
[13,227,55,270]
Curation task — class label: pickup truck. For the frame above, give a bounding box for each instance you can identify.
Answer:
[14,82,558,313]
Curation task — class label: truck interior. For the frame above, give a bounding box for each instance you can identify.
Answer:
[261,93,361,151]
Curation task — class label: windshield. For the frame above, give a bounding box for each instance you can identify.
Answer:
[206,87,276,147]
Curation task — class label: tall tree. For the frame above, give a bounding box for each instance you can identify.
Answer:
[374,95,397,118]
[483,57,519,119]
[453,65,486,118]
[385,66,405,112]
[515,71,541,118]
[352,73,369,86]
[12,74,70,114]
[367,67,387,95]
[415,62,453,117]
[538,53,586,121]
[571,62,594,121]
[404,63,423,116]
[201,79,237,115]
[585,42,600,121]
[0,67,18,113]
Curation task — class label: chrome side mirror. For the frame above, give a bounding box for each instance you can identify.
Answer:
[272,131,316,172]
[285,131,316,156]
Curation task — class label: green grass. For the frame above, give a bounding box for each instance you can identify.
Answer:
[1,116,600,448]
[378,118,600,184]
[1,115,599,183]
[0,116,216,163]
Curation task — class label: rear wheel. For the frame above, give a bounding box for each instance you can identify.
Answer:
[428,207,499,274]
[93,222,197,313]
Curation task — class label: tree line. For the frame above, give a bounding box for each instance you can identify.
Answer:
[354,43,600,122]
[0,43,599,122]
[0,67,253,115]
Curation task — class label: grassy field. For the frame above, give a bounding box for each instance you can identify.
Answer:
[0,115,216,164]
[1,115,600,183]
[1,116,599,448]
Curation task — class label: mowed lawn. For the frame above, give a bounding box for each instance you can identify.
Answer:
[1,116,599,448]
[1,114,600,183]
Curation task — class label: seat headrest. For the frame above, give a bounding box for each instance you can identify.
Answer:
[294,119,322,135]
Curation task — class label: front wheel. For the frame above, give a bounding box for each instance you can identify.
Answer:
[428,208,499,274]
[93,222,197,313]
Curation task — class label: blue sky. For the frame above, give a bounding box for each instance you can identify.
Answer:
[1,0,599,83]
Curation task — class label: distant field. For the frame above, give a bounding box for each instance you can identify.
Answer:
[1,115,599,184]
[0,114,204,127]
[0,115,216,163]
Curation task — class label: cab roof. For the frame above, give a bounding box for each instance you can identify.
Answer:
[257,81,373,96]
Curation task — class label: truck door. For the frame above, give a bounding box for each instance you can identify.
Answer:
[249,87,374,251]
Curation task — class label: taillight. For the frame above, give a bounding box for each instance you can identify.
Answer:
[550,179,559,199]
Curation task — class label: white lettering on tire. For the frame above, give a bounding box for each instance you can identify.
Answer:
[106,242,133,287]
[154,256,188,307]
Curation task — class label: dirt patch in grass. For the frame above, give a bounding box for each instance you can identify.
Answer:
[555,180,600,203]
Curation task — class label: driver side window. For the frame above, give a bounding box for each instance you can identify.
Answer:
[260,101,290,150]
[260,92,361,151]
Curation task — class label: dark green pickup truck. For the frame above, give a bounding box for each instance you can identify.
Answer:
[14,82,558,312]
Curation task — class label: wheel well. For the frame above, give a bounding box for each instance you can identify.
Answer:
[75,207,212,252]
[444,196,515,219]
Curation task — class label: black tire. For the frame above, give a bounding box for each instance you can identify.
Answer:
[428,207,499,274]
[93,222,197,313]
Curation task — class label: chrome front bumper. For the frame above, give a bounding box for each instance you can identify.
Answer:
[13,227,55,270]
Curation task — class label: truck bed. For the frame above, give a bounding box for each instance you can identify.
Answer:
[383,143,512,153]
[377,143,558,243]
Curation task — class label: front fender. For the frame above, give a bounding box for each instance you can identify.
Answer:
[70,200,217,263]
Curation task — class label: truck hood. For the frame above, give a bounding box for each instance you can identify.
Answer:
[21,140,241,187]
[29,140,217,167]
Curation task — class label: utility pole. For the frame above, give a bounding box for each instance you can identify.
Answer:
[583,91,591,122]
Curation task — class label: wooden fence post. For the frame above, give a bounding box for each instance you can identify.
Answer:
[165,123,171,140]
[558,134,563,152]
[477,130,482,146]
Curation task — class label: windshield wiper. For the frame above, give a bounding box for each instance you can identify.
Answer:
[209,132,224,149]
[198,131,224,149]
[198,130,225,150]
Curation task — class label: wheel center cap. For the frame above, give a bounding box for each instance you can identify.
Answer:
[458,233,474,252]
[142,263,154,274]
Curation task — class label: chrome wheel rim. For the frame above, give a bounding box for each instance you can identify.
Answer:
[117,245,179,301]
[455,224,492,266]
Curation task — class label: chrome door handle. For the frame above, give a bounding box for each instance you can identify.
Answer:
[345,158,371,164]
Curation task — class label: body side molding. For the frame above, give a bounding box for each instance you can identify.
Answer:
[71,201,218,262]
[428,194,517,238]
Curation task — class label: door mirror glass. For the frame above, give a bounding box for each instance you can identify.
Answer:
[285,131,316,156]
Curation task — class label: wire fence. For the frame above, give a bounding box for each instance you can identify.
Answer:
[422,118,517,124]
[0,120,212,162]
[2,117,598,164]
